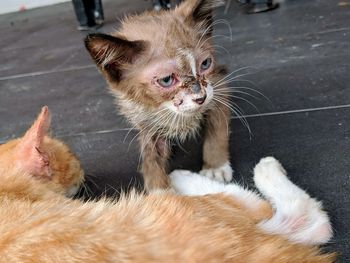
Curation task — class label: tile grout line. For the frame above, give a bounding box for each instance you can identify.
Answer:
[231,104,350,119]
[56,128,133,138]
[0,65,95,81]
[1,104,348,143]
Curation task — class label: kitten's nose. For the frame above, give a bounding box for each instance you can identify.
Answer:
[191,82,201,94]
[193,94,207,105]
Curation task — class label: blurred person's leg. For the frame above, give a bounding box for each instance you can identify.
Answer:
[237,0,279,13]
[72,0,104,31]
[153,0,171,10]
[72,0,95,29]
[93,0,104,25]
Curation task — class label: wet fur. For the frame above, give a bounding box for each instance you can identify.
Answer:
[0,107,335,262]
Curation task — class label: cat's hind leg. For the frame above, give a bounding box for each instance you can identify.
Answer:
[169,169,272,221]
[253,157,332,245]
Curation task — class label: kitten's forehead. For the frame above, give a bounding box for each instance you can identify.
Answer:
[119,11,213,77]
[176,49,197,76]
[119,13,200,55]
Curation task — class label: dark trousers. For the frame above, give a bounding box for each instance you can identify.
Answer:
[72,0,104,27]
[152,0,171,9]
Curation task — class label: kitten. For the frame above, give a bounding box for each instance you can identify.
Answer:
[85,0,233,190]
[0,107,335,262]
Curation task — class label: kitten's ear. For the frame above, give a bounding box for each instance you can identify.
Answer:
[85,33,147,82]
[16,106,52,179]
[179,0,224,35]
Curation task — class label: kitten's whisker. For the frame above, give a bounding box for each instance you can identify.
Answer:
[214,66,255,87]
[195,18,233,56]
[197,34,233,51]
[212,102,230,135]
[127,108,170,150]
[195,21,215,50]
[228,78,258,87]
[216,78,270,100]
[213,19,233,42]
[213,97,252,135]
[194,18,229,49]
[106,184,121,197]
[224,86,270,102]
[212,44,231,56]
[138,110,173,164]
[214,71,256,87]
[215,93,260,114]
[123,127,138,143]
[148,111,174,155]
[82,181,94,199]
[87,177,99,190]
[215,89,260,100]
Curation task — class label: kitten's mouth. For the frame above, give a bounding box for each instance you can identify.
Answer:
[161,85,213,115]
[192,93,207,105]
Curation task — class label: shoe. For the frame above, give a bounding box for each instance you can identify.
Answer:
[153,4,161,11]
[77,23,102,31]
[94,10,104,25]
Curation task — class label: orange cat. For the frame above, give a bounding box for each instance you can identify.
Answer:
[0,107,335,262]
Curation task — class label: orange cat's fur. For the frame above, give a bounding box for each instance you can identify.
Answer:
[0,107,335,262]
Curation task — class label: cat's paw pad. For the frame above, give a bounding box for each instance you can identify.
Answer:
[253,157,287,193]
[200,162,233,183]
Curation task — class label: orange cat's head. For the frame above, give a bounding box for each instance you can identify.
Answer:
[85,0,224,115]
[0,107,84,197]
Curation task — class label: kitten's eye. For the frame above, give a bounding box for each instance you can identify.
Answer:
[200,58,212,71]
[157,74,175,88]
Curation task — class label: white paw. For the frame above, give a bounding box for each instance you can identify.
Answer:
[169,169,221,195]
[200,162,233,183]
[169,169,198,194]
[169,169,194,179]
[253,157,289,198]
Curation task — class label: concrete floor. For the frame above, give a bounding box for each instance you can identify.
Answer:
[0,0,349,260]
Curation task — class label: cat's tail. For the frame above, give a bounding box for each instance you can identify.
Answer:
[253,157,333,245]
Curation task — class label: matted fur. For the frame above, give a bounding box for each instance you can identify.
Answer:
[0,107,335,262]
[85,0,233,190]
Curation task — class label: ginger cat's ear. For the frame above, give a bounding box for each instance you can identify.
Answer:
[179,0,224,35]
[16,106,52,179]
[85,33,147,82]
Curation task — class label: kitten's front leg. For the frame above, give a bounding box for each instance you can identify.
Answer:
[200,101,233,183]
[139,133,170,191]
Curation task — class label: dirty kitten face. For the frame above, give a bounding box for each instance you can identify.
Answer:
[85,0,224,115]
[141,49,215,115]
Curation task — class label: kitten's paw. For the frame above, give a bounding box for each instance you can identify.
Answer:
[200,161,233,183]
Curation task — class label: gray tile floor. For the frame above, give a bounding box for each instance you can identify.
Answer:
[0,0,349,261]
